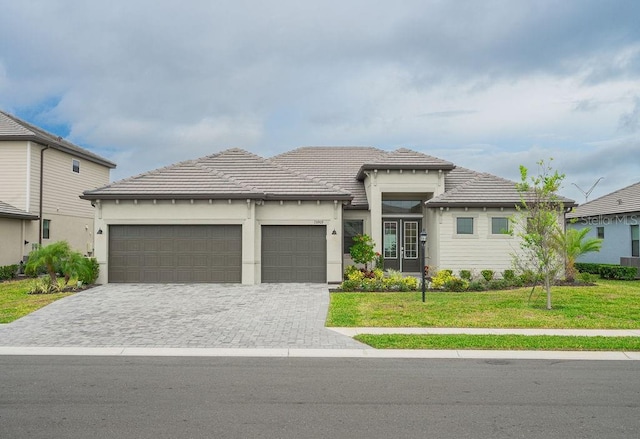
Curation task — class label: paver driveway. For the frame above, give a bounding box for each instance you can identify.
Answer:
[0,284,366,349]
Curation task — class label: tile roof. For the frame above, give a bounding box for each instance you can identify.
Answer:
[356,147,455,179]
[270,146,387,207]
[566,180,640,218]
[82,148,352,201]
[428,171,576,208]
[0,110,116,168]
[0,200,38,220]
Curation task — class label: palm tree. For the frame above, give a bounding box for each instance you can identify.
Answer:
[556,228,603,282]
[25,241,90,288]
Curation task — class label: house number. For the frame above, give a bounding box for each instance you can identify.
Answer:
[314,220,324,224]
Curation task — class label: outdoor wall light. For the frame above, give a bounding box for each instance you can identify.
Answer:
[24,240,29,245]
[97,228,103,235]
[332,229,337,235]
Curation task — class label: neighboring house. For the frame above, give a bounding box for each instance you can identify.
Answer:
[566,181,640,269]
[0,110,116,266]
[82,146,574,285]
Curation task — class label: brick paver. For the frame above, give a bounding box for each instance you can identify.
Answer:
[0,284,367,349]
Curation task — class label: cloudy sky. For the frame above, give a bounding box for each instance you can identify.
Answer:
[1,0,639,202]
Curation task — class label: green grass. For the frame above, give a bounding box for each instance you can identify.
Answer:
[0,278,74,324]
[355,334,640,351]
[327,279,640,329]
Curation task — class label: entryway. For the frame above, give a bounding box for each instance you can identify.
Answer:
[382,218,422,272]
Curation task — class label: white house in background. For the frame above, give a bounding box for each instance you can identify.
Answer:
[0,110,116,266]
[566,180,640,270]
[82,146,574,285]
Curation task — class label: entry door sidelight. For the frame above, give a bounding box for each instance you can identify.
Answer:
[383,219,421,272]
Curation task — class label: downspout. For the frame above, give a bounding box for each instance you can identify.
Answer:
[38,145,50,247]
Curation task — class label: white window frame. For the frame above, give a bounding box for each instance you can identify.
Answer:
[72,159,80,173]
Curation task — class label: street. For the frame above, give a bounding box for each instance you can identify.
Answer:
[1,356,638,438]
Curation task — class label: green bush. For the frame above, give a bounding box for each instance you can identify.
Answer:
[467,280,487,291]
[401,276,418,291]
[574,262,602,275]
[78,258,99,285]
[487,279,510,290]
[340,279,360,291]
[502,269,516,281]
[0,264,18,281]
[481,269,494,281]
[599,265,638,280]
[578,272,598,283]
[431,270,455,289]
[445,277,469,292]
[459,270,472,281]
[344,265,359,280]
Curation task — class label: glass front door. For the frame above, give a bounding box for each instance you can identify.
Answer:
[383,218,421,272]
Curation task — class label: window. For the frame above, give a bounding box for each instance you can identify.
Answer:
[42,219,51,240]
[384,221,398,258]
[404,221,418,259]
[72,159,80,173]
[456,217,474,235]
[632,225,639,257]
[382,200,422,214]
[597,226,605,240]
[343,220,363,254]
[491,217,510,234]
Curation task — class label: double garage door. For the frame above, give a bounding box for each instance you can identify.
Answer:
[108,225,326,283]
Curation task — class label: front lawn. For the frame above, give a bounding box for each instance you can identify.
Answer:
[327,279,640,329]
[0,278,74,324]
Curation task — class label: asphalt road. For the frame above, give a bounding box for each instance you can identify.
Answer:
[1,356,638,438]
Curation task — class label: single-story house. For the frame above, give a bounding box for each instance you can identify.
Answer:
[82,147,574,284]
[566,180,640,270]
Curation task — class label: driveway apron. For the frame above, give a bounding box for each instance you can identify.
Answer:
[0,284,366,349]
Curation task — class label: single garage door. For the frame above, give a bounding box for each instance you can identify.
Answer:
[109,225,242,283]
[261,225,326,283]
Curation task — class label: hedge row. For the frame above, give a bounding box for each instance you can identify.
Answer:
[0,264,19,281]
[575,262,638,280]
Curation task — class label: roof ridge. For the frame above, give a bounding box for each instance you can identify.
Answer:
[194,153,263,194]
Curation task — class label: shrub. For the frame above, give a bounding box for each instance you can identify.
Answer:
[372,268,384,280]
[401,276,418,291]
[459,270,472,281]
[481,269,494,281]
[502,269,516,281]
[578,272,598,284]
[599,265,638,280]
[519,270,541,285]
[574,262,601,275]
[347,270,365,282]
[431,270,455,289]
[445,277,469,292]
[78,258,99,285]
[344,265,359,279]
[467,280,487,291]
[487,279,510,290]
[0,264,18,281]
[340,279,360,292]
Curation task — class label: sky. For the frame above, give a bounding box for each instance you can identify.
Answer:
[1,0,639,203]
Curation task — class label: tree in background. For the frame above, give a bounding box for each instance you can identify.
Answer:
[512,159,566,310]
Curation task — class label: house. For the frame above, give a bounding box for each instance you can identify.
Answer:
[566,181,640,270]
[0,110,117,266]
[82,146,574,284]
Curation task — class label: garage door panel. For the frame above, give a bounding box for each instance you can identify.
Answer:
[109,225,241,283]
[262,225,326,283]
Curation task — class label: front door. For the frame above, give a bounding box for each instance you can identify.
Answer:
[383,218,421,272]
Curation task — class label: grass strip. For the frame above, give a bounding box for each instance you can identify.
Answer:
[328,280,640,329]
[0,279,73,324]
[354,334,640,351]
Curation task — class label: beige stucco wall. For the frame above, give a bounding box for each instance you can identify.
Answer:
[0,218,26,266]
[93,198,344,284]
[433,207,525,276]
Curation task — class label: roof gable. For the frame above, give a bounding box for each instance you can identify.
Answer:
[356,147,455,180]
[0,110,116,169]
[567,180,640,218]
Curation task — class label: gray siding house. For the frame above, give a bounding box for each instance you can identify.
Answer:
[567,181,640,269]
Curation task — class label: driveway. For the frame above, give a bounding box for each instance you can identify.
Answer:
[0,284,366,349]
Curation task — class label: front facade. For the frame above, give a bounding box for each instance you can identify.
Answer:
[84,147,566,285]
[0,111,116,266]
[567,181,640,268]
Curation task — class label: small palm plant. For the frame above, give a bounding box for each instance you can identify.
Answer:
[556,228,603,283]
[25,241,93,292]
